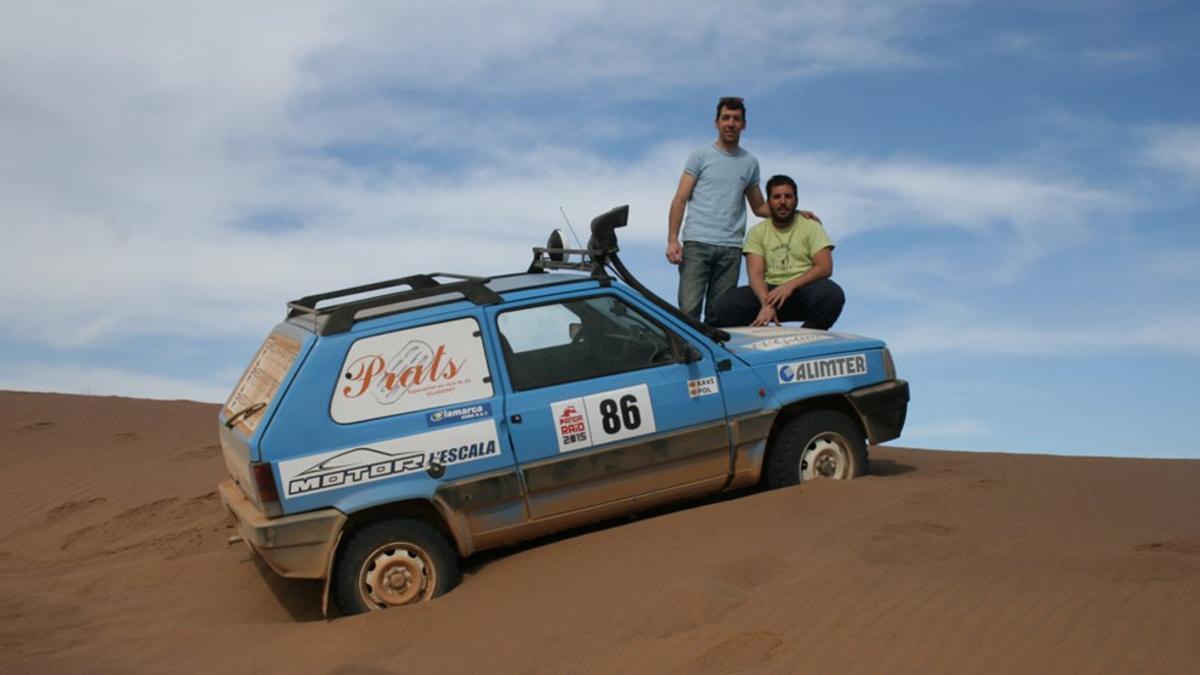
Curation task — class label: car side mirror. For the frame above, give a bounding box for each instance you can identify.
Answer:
[671,335,703,363]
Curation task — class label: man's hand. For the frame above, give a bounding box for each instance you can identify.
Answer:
[665,240,683,265]
[798,209,821,223]
[752,305,779,327]
[764,282,796,309]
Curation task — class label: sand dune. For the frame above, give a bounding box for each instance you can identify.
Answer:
[1,390,1197,674]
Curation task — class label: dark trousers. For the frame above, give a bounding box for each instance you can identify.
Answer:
[709,278,845,329]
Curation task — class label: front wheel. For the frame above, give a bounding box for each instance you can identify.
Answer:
[765,410,867,489]
[331,518,460,615]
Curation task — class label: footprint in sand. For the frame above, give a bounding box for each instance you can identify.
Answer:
[182,444,222,460]
[1132,539,1200,555]
[46,496,107,522]
[860,521,961,566]
[61,495,223,557]
[715,556,784,590]
[112,431,140,442]
[679,631,784,673]
[632,584,747,640]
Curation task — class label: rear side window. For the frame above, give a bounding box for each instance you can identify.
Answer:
[330,317,493,424]
[224,332,302,435]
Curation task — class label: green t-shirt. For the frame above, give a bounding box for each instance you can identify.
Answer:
[743,216,834,286]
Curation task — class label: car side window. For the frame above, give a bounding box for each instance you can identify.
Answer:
[498,296,678,391]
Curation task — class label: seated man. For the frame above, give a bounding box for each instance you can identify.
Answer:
[708,174,845,329]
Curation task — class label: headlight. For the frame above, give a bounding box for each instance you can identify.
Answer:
[881,347,897,380]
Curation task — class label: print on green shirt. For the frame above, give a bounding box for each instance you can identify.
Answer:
[743,216,834,286]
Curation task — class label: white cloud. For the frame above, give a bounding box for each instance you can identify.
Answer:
[0,0,1171,373]
[880,310,1200,357]
[1141,124,1200,183]
[1,132,1135,349]
[311,0,938,96]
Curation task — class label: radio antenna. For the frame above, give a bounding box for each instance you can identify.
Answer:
[558,206,585,249]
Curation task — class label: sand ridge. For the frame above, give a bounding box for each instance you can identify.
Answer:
[0,390,1197,673]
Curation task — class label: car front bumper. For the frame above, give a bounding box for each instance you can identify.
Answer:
[219,480,346,579]
[849,379,910,445]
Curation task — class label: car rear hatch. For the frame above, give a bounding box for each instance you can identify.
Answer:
[219,323,314,510]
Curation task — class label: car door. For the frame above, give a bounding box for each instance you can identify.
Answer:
[487,291,730,520]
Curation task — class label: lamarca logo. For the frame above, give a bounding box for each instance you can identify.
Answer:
[286,438,498,496]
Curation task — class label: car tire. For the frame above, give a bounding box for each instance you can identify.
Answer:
[765,410,867,489]
[331,518,460,615]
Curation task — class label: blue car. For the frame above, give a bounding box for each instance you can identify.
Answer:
[218,205,909,615]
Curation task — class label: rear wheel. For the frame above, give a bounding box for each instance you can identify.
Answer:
[331,518,460,615]
[765,410,867,489]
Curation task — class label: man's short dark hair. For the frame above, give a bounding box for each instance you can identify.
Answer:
[716,96,746,120]
[766,174,797,196]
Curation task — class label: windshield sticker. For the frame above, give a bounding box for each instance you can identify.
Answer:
[687,377,719,398]
[426,402,492,427]
[551,384,657,453]
[778,353,868,384]
[744,333,834,350]
[332,317,493,424]
[224,333,301,435]
[278,420,501,497]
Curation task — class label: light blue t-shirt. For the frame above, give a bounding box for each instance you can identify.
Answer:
[681,144,761,248]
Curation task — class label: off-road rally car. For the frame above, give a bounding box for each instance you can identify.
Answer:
[218,205,909,616]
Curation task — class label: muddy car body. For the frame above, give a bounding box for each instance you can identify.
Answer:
[218,206,909,614]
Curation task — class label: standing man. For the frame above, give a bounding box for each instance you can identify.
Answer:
[708,174,845,329]
[666,96,770,322]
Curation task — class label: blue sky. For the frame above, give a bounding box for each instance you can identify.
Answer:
[2,1,1197,458]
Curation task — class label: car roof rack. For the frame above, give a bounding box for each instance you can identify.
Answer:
[286,273,502,336]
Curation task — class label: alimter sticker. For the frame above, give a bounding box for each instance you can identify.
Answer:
[778,353,868,384]
[278,420,501,497]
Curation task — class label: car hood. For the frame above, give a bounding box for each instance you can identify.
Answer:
[721,326,886,365]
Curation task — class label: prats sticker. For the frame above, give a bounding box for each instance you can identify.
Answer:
[331,318,493,424]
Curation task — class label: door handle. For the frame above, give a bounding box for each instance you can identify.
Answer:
[510,414,523,424]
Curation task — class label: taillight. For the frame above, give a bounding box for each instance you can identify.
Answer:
[252,463,282,517]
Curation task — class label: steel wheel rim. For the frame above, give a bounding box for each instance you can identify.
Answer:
[359,542,436,609]
[802,432,851,480]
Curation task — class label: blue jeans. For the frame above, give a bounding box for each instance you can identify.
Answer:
[677,241,742,322]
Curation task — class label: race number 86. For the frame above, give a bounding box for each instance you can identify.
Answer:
[598,395,641,434]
